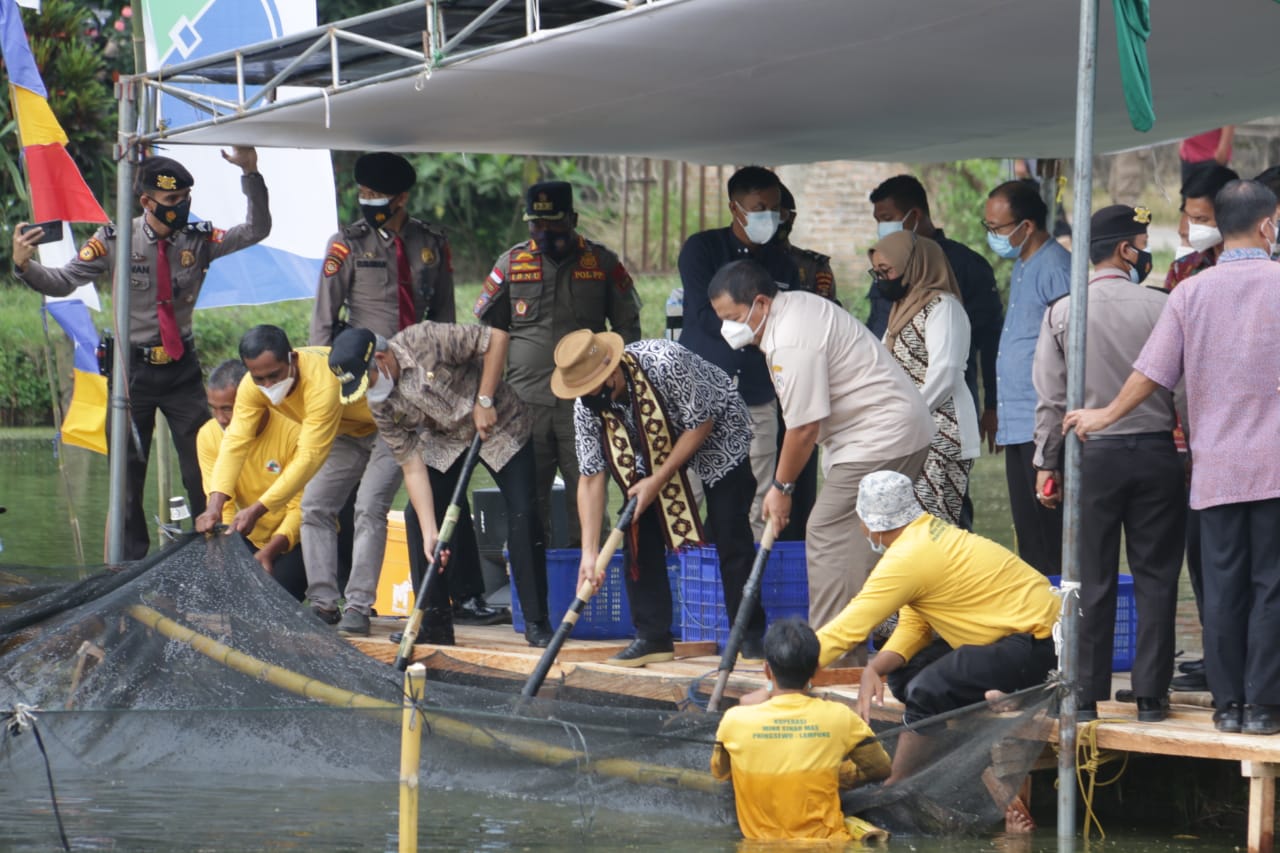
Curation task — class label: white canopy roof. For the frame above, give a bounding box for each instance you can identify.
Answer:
[153,0,1280,164]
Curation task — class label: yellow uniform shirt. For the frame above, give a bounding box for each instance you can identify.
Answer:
[711,693,890,841]
[209,348,376,512]
[197,413,302,551]
[817,514,1060,667]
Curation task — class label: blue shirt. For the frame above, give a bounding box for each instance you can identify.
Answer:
[996,239,1071,445]
[677,227,799,406]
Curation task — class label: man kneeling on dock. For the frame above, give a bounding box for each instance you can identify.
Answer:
[816,471,1060,783]
[713,618,891,841]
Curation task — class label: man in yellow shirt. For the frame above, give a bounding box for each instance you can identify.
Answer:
[195,325,379,628]
[817,470,1059,784]
[712,618,891,841]
[197,359,305,600]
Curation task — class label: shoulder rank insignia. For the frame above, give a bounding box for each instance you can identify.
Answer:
[612,262,633,293]
[188,221,215,234]
[101,225,116,239]
[323,241,351,277]
[79,238,108,262]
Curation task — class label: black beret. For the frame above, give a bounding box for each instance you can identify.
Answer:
[136,156,194,194]
[523,181,574,221]
[1090,204,1151,244]
[354,152,416,195]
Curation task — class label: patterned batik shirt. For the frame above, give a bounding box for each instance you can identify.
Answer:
[573,339,752,488]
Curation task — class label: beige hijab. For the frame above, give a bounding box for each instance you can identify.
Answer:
[870,231,962,347]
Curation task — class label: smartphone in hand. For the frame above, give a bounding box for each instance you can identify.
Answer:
[23,220,65,245]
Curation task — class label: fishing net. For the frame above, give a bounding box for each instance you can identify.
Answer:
[0,534,1057,846]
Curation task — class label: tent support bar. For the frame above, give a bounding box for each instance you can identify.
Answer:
[107,80,138,566]
[1058,0,1099,842]
[332,28,428,63]
[244,33,335,110]
[442,0,513,55]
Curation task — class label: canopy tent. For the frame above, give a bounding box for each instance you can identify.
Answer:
[140,0,1279,163]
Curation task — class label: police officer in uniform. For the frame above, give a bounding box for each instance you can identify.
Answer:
[777,184,837,303]
[310,151,455,344]
[475,181,642,546]
[12,148,270,560]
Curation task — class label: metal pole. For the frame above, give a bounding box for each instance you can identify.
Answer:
[1058,0,1099,842]
[621,156,630,268]
[107,79,138,565]
[641,157,651,272]
[660,160,671,270]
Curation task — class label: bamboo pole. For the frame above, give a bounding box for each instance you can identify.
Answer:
[124,604,723,795]
[399,663,426,853]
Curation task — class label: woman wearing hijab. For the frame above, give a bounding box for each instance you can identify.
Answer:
[868,231,979,526]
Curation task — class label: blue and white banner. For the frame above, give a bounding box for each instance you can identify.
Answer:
[140,0,336,308]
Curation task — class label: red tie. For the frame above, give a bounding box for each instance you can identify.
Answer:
[155,240,185,361]
[393,235,415,330]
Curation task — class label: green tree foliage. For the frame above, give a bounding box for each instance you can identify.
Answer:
[921,159,1009,298]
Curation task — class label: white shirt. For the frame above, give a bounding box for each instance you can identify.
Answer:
[762,291,934,469]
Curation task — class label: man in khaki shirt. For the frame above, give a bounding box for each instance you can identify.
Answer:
[710,260,933,655]
[328,324,551,648]
[1032,204,1184,723]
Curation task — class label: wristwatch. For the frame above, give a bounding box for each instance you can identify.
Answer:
[771,478,796,495]
[476,395,494,409]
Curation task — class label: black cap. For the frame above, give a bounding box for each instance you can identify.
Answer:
[354,152,416,195]
[779,183,795,212]
[523,181,574,221]
[1090,204,1151,244]
[328,327,378,404]
[136,156,194,194]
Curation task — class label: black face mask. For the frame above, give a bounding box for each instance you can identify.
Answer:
[360,200,396,231]
[877,274,909,302]
[580,389,614,414]
[1130,248,1153,284]
[533,229,575,261]
[152,197,192,231]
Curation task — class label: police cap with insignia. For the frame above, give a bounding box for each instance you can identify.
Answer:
[135,156,194,194]
[523,181,574,222]
[329,327,379,404]
[1090,204,1151,244]
[354,152,416,195]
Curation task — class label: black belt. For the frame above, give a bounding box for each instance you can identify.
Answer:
[133,339,193,365]
[1085,431,1174,442]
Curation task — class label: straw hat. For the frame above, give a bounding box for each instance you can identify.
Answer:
[550,329,625,399]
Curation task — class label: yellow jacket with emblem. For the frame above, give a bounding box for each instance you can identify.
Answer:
[310,217,455,345]
[475,235,642,406]
[197,412,302,550]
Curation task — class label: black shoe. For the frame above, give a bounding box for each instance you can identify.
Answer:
[1214,702,1243,733]
[1076,702,1098,723]
[1171,671,1209,692]
[1137,696,1170,723]
[1178,658,1205,675]
[390,608,455,647]
[607,637,675,668]
[738,636,765,663]
[453,595,512,626]
[524,620,554,649]
[1243,704,1280,736]
[1114,689,1136,703]
[312,606,341,626]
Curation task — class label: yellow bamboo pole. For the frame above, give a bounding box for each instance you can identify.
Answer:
[845,815,890,844]
[124,605,723,795]
[399,663,426,853]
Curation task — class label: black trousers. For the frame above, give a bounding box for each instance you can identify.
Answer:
[1185,505,1204,626]
[886,634,1057,725]
[405,442,547,622]
[1077,436,1185,703]
[627,458,764,642]
[120,350,210,561]
[1199,497,1280,707]
[1004,441,1062,576]
[251,542,308,602]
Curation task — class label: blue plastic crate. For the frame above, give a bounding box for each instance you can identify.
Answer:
[1050,574,1136,672]
[511,548,679,640]
[678,541,809,651]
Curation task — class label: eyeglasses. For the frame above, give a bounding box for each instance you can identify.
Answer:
[867,268,894,282]
[982,220,1022,236]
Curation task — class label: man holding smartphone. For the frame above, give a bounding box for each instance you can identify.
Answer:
[11,148,271,560]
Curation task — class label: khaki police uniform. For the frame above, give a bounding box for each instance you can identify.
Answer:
[786,245,837,303]
[475,235,642,544]
[309,218,456,345]
[16,172,271,559]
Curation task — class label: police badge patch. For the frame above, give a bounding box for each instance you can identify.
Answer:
[420,247,436,265]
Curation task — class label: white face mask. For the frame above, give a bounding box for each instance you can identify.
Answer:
[736,201,781,245]
[866,532,886,555]
[720,300,764,350]
[1187,222,1223,253]
[364,363,395,405]
[256,355,294,406]
[876,209,916,239]
[1262,220,1280,259]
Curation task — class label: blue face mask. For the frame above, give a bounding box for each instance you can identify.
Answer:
[986,222,1027,260]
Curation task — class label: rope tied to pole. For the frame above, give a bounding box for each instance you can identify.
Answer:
[1068,718,1129,841]
[4,703,71,852]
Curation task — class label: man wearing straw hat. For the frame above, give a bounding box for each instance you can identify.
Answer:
[551,329,762,667]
